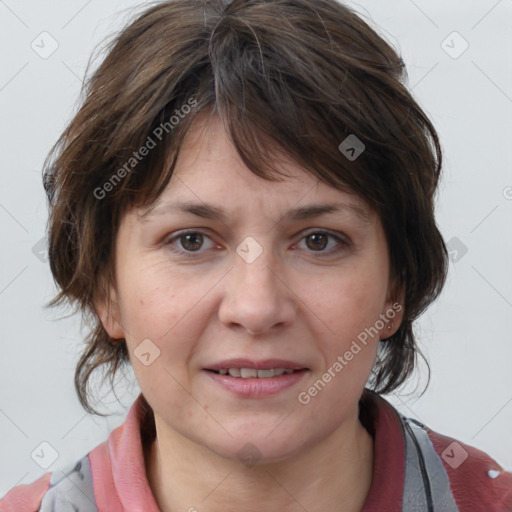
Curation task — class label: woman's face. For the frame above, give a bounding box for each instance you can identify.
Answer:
[100,116,402,463]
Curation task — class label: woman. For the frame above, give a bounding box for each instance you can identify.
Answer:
[1,0,511,511]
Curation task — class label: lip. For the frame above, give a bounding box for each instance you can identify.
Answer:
[205,358,308,371]
[203,368,309,399]
[203,358,309,398]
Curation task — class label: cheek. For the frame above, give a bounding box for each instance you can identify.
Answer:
[115,257,195,337]
[117,270,206,405]
[307,264,388,336]
[296,272,384,414]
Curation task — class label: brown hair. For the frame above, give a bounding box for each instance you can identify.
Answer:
[43,0,448,415]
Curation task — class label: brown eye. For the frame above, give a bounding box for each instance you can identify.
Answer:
[165,230,219,258]
[295,230,349,256]
[180,233,204,251]
[305,233,329,251]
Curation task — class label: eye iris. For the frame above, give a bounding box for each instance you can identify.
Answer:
[306,233,328,251]
[178,233,331,252]
[181,233,203,251]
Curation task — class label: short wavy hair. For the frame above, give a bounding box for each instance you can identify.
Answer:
[43,0,448,415]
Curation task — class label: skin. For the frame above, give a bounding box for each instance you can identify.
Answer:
[97,115,404,512]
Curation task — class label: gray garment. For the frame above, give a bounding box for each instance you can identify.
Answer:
[38,456,98,512]
[401,416,460,512]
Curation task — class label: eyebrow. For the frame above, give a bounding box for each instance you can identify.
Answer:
[138,200,371,225]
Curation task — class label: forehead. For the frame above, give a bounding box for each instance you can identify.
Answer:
[137,116,373,226]
[174,119,313,194]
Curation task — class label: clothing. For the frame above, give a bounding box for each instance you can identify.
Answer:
[1,391,511,512]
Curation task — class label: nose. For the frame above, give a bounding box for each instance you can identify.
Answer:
[218,248,298,335]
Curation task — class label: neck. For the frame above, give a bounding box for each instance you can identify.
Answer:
[144,404,375,512]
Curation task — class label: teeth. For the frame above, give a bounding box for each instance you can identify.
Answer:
[240,368,258,378]
[217,368,298,378]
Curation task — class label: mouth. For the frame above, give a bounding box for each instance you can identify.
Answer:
[205,368,306,378]
[203,360,309,397]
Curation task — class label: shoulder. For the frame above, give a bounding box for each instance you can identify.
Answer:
[366,391,512,511]
[0,455,97,512]
[0,395,149,512]
[425,424,512,512]
[0,472,51,512]
[399,413,512,512]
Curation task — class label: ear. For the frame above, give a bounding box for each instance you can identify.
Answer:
[94,283,125,340]
[380,278,405,339]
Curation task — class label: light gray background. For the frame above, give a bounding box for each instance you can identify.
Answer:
[1,0,511,496]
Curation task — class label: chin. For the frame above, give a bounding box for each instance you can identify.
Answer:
[201,422,315,467]
[211,440,303,467]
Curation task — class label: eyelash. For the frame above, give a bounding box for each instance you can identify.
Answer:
[163,230,349,258]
